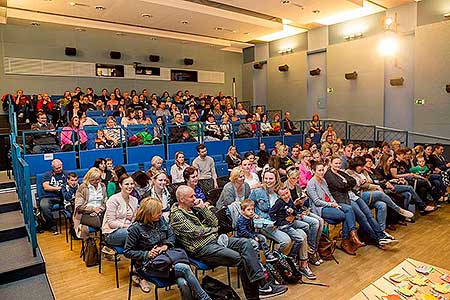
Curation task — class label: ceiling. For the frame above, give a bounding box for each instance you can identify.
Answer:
[3,0,416,51]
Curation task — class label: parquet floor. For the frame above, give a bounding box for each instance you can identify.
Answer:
[39,204,450,300]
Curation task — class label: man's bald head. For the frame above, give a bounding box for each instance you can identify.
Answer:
[176,185,195,209]
[52,159,63,174]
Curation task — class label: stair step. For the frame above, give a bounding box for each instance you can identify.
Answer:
[0,210,27,242]
[0,237,45,285]
[0,198,20,214]
[0,274,54,299]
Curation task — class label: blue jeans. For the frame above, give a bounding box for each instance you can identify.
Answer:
[351,198,385,242]
[279,221,308,260]
[429,174,446,202]
[321,204,356,239]
[260,226,292,252]
[298,213,323,252]
[33,144,61,154]
[394,184,425,210]
[194,238,263,300]
[40,197,60,229]
[361,191,402,231]
[106,228,129,247]
[174,263,211,300]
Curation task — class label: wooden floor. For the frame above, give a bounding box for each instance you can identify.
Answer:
[39,204,450,300]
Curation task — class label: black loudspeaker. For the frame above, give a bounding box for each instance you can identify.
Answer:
[390,77,404,86]
[310,68,321,76]
[65,47,77,56]
[446,84,450,93]
[149,55,160,62]
[278,64,289,72]
[345,71,358,80]
[184,58,194,65]
[110,51,121,59]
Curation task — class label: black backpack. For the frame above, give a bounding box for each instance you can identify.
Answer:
[201,275,241,300]
[267,251,301,284]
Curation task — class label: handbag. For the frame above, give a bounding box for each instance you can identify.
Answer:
[318,235,338,263]
[142,248,189,278]
[84,237,99,267]
[80,212,103,229]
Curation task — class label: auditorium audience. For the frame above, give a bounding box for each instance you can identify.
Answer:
[216,167,251,209]
[60,115,88,151]
[170,151,190,184]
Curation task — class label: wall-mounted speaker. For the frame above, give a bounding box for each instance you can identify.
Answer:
[65,47,77,56]
[390,77,405,86]
[184,58,194,65]
[310,68,321,76]
[345,71,358,80]
[110,51,121,59]
[446,84,450,93]
[149,55,160,62]
[278,64,289,72]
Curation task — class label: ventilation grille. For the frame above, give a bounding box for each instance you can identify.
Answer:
[198,70,225,83]
[4,57,95,77]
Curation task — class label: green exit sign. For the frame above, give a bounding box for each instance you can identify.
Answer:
[415,99,425,105]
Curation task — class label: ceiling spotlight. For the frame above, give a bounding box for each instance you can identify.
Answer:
[141,13,153,18]
[244,32,250,35]
[280,0,291,4]
[31,22,40,26]
[115,32,125,36]
[444,12,450,19]
[181,20,189,25]
[75,27,86,32]
[69,2,76,6]
[215,27,223,31]
[150,37,157,40]
[312,10,320,14]
[95,5,105,11]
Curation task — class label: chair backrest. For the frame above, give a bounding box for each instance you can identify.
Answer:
[206,188,223,207]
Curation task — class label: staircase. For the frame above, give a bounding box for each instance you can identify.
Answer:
[0,192,54,299]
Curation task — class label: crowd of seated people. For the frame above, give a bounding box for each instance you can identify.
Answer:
[7,87,306,153]
[34,111,450,299]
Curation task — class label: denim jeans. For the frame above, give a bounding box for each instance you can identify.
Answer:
[394,184,425,210]
[321,204,356,239]
[260,226,292,252]
[361,191,401,231]
[429,174,446,203]
[194,238,264,300]
[249,233,270,255]
[279,221,308,260]
[174,263,211,300]
[298,213,323,252]
[33,144,61,154]
[351,198,385,242]
[106,228,129,247]
[40,197,60,229]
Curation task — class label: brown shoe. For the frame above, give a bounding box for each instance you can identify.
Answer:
[340,239,356,256]
[350,230,366,248]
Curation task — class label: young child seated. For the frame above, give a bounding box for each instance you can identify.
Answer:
[61,172,79,213]
[95,130,107,149]
[270,184,316,280]
[105,157,114,172]
[236,199,277,262]
[409,155,429,176]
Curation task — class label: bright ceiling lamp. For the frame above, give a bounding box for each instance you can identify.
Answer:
[316,1,385,26]
[256,24,306,42]
[378,36,398,56]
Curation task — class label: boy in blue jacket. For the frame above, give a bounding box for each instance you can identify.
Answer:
[236,199,277,262]
[61,172,78,213]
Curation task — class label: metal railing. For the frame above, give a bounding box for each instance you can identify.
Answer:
[10,134,37,257]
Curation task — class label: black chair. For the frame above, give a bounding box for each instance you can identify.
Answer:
[206,188,223,207]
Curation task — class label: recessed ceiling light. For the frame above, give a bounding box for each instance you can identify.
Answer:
[444,12,450,18]
[244,32,250,35]
[232,30,237,33]
[141,13,153,18]
[75,27,86,32]
[31,22,40,26]
[69,2,76,6]
[182,41,188,44]
[181,20,189,25]
[95,5,105,11]
[280,0,291,4]
[313,10,320,14]
[215,27,223,31]
[115,32,124,36]
[150,37,157,40]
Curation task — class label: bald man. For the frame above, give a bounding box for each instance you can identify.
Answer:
[40,159,67,234]
[170,185,287,299]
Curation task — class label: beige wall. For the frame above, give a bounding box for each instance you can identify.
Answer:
[266,51,308,120]
[242,63,254,101]
[327,35,385,125]
[414,21,450,137]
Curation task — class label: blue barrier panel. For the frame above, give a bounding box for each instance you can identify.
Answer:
[204,140,231,156]
[261,136,283,150]
[284,134,304,148]
[79,148,124,169]
[311,133,321,145]
[167,142,199,160]
[25,151,77,177]
[211,154,223,162]
[86,111,103,118]
[215,162,229,177]
[123,163,140,174]
[126,124,146,137]
[66,168,89,179]
[234,137,259,153]
[83,125,101,149]
[127,144,165,164]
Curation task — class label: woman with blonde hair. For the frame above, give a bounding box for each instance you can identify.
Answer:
[124,198,211,299]
[298,150,313,188]
[73,167,107,238]
[143,170,173,221]
[225,145,242,171]
[147,155,164,178]
[216,167,251,209]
